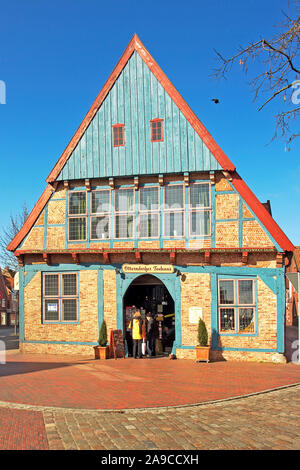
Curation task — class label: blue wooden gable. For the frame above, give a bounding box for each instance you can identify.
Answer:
[57,51,222,181]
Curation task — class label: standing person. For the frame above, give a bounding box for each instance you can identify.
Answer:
[128,310,143,359]
[146,312,156,357]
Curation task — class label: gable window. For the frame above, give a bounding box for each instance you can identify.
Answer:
[91,190,110,239]
[43,273,78,323]
[139,186,160,238]
[68,191,87,241]
[218,278,256,335]
[189,183,211,236]
[151,119,163,142]
[164,184,184,237]
[113,124,125,147]
[115,188,134,238]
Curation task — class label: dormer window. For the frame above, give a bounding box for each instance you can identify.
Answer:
[151,119,163,142]
[113,124,125,147]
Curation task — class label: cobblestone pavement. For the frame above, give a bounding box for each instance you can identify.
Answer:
[42,385,300,450]
[2,384,299,450]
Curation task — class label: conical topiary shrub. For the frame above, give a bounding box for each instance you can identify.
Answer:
[98,320,107,347]
[197,318,208,347]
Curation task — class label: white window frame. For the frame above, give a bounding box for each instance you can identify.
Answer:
[189,182,212,237]
[43,272,79,323]
[163,183,185,238]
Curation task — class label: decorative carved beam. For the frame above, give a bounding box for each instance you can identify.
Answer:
[134,176,139,191]
[109,178,114,190]
[170,251,176,265]
[222,171,232,182]
[17,255,24,267]
[204,251,211,265]
[42,253,51,265]
[209,171,215,185]
[85,179,91,191]
[242,251,249,265]
[158,174,164,186]
[49,181,59,192]
[103,252,110,264]
[63,180,70,190]
[135,251,142,263]
[184,172,189,187]
[276,252,284,268]
[71,253,80,265]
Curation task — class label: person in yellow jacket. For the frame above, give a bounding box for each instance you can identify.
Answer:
[128,310,143,359]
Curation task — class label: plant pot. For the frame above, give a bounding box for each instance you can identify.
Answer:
[94,345,109,359]
[195,346,210,363]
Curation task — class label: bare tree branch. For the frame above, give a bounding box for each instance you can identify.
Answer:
[0,203,29,273]
[213,2,300,148]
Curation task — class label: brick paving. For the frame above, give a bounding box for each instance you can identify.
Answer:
[1,352,300,409]
[0,407,48,450]
[1,384,299,450]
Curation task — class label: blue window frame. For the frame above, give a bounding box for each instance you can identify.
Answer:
[218,276,257,335]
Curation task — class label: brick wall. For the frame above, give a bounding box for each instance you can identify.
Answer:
[180,273,211,346]
[21,269,99,355]
[103,269,117,333]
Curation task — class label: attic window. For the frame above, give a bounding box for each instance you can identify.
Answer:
[151,119,163,142]
[113,124,125,147]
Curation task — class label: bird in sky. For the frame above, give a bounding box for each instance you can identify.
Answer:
[211,98,219,104]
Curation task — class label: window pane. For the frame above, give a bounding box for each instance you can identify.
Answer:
[115,215,134,238]
[238,280,253,304]
[113,126,124,146]
[44,275,59,296]
[220,308,235,332]
[219,280,234,305]
[92,191,110,213]
[140,187,159,211]
[45,299,59,321]
[69,218,86,240]
[190,184,210,208]
[190,211,210,236]
[62,299,77,321]
[165,185,184,209]
[239,308,254,333]
[62,274,77,296]
[69,192,86,215]
[115,189,134,212]
[151,121,162,141]
[139,213,159,237]
[91,216,109,239]
[164,212,184,237]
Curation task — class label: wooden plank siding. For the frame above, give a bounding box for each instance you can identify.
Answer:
[57,52,222,181]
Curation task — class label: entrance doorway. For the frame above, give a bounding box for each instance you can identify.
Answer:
[123,274,175,357]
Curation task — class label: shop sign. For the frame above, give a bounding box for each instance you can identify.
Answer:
[189,307,203,324]
[122,264,174,274]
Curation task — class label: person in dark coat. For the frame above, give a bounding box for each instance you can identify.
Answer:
[146,312,156,357]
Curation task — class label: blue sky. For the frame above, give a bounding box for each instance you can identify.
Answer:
[0,0,299,246]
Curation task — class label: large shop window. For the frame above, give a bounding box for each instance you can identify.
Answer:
[43,273,78,323]
[68,191,87,241]
[139,186,159,238]
[218,278,256,335]
[115,188,135,238]
[164,185,184,237]
[91,190,110,239]
[189,183,211,236]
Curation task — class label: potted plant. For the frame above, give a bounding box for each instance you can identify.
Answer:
[94,320,109,359]
[195,318,210,362]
